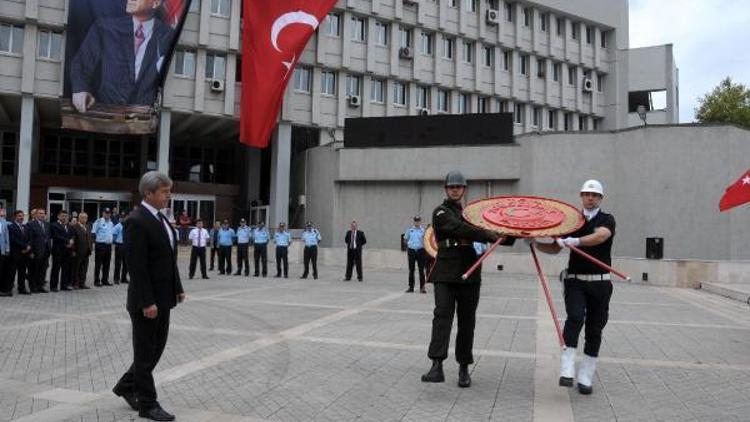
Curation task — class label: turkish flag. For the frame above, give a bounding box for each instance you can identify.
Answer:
[719,169,750,212]
[241,0,337,148]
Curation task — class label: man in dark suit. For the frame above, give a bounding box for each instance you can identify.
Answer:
[51,210,75,291]
[344,220,367,282]
[8,210,32,295]
[27,208,51,293]
[70,212,93,289]
[113,171,184,422]
[70,0,174,112]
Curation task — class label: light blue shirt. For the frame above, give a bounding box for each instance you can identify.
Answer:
[253,227,269,244]
[236,226,252,244]
[0,218,9,256]
[404,225,425,250]
[218,228,235,246]
[93,218,114,244]
[473,242,487,256]
[112,223,124,244]
[302,229,321,246]
[274,231,291,246]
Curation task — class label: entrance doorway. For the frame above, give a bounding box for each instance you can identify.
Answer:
[48,188,133,220]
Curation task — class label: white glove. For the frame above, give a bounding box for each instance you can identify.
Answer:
[556,237,580,248]
[523,237,535,246]
[72,92,95,113]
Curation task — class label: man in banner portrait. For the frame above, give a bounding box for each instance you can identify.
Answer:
[63,0,189,134]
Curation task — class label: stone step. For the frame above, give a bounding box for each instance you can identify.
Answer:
[701,282,750,304]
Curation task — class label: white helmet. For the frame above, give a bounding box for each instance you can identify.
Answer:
[580,179,604,196]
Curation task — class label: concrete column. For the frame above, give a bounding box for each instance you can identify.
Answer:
[21,24,37,94]
[269,123,292,227]
[246,148,262,204]
[342,12,351,69]
[157,109,171,174]
[16,95,34,214]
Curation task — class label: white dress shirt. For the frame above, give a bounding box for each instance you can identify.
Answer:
[133,17,155,79]
[141,201,174,250]
[583,207,600,221]
[189,228,210,248]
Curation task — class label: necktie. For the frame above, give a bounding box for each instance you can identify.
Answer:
[351,230,356,249]
[134,24,145,55]
[157,212,173,248]
[199,230,203,247]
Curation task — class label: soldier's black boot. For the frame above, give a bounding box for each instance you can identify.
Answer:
[421,359,445,383]
[458,364,471,388]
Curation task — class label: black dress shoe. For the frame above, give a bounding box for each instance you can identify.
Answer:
[421,359,445,383]
[458,364,471,388]
[112,387,138,411]
[121,280,129,284]
[202,276,210,280]
[79,285,91,290]
[313,275,317,280]
[0,291,12,297]
[61,286,73,291]
[344,278,351,282]
[405,288,414,293]
[102,282,112,286]
[300,276,307,279]
[37,288,49,293]
[358,278,363,282]
[233,271,241,276]
[18,290,31,295]
[139,405,175,421]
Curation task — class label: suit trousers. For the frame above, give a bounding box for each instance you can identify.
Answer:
[30,254,49,291]
[113,243,127,282]
[218,246,232,274]
[10,252,30,292]
[71,253,89,287]
[236,243,250,275]
[0,254,10,293]
[427,282,481,364]
[189,246,207,278]
[302,246,317,278]
[209,247,219,270]
[253,243,267,276]
[407,248,426,289]
[345,248,363,280]
[51,250,71,289]
[114,308,171,410]
[275,246,288,277]
[94,243,112,284]
[562,278,613,357]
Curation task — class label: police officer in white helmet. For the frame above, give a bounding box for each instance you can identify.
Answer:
[529,179,616,395]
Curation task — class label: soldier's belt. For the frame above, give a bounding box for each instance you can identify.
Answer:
[441,239,472,248]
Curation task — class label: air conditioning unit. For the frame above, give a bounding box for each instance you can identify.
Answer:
[419,108,430,116]
[486,9,500,25]
[348,95,361,107]
[403,0,418,5]
[582,78,594,92]
[210,79,224,92]
[399,47,414,59]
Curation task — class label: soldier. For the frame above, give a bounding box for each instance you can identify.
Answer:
[301,221,321,279]
[421,171,504,388]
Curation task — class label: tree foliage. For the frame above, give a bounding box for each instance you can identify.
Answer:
[695,77,750,129]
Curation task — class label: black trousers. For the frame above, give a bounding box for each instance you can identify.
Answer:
[94,243,112,284]
[427,282,481,364]
[0,255,9,293]
[114,308,171,411]
[345,248,363,280]
[10,252,29,292]
[189,246,207,278]
[29,254,49,291]
[51,250,71,289]
[209,247,219,270]
[114,244,128,282]
[302,246,317,278]
[253,243,267,276]
[218,245,232,274]
[275,246,288,277]
[407,248,426,289]
[71,253,90,287]
[236,243,250,275]
[563,278,613,357]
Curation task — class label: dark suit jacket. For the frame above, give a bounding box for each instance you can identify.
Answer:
[344,230,367,251]
[28,220,51,258]
[51,221,73,254]
[125,206,183,313]
[70,223,93,257]
[70,15,174,106]
[8,222,31,255]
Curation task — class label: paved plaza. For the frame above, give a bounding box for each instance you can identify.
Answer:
[2,251,750,422]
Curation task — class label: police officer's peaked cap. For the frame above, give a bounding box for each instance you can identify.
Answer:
[413,215,422,221]
[306,221,313,226]
[444,171,468,187]
[103,208,111,213]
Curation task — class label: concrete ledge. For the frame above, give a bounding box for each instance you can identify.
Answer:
[701,282,750,304]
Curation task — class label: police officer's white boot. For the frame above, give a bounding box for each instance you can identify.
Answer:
[576,354,597,395]
[559,347,576,387]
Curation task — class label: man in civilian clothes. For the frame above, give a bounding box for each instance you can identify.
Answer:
[8,210,32,295]
[0,208,12,296]
[112,215,128,284]
[188,219,210,279]
[209,221,220,271]
[273,222,291,278]
[70,212,93,289]
[217,220,235,275]
[234,218,252,276]
[344,220,366,282]
[252,221,269,277]
[28,208,51,293]
[50,210,75,291]
[112,171,185,422]
[93,208,115,286]
[301,221,320,280]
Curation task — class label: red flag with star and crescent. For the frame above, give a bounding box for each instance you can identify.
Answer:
[719,169,750,212]
[241,0,337,148]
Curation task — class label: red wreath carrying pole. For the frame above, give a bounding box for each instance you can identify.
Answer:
[460,236,507,280]
[557,240,631,281]
[529,243,565,348]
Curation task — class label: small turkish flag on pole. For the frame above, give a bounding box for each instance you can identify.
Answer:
[240,0,337,148]
[719,169,750,212]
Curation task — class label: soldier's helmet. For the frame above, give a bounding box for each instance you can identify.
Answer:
[444,171,468,187]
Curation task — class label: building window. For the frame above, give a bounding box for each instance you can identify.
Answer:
[173,48,196,77]
[375,21,389,46]
[548,110,556,129]
[585,26,593,44]
[393,81,407,106]
[523,7,530,27]
[465,0,477,12]
[458,93,470,114]
[171,144,233,184]
[540,13,547,31]
[351,16,366,42]
[416,85,430,109]
[370,78,385,103]
[514,103,524,124]
[210,0,230,17]
[553,62,561,82]
[321,70,336,96]
[399,26,412,48]
[568,66,576,85]
[345,74,361,97]
[537,58,546,78]
[556,17,564,36]
[205,52,226,79]
[0,131,16,177]
[293,66,311,93]
[593,118,601,130]
[579,115,588,130]
[564,112,572,131]
[461,41,473,63]
[482,45,494,67]
[477,96,489,113]
[571,22,578,40]
[601,31,608,48]
[0,23,24,55]
[503,50,510,71]
[420,32,433,55]
[497,99,507,113]
[325,13,341,37]
[37,29,62,60]
[437,89,450,113]
[504,2,513,22]
[533,106,542,127]
[487,0,500,9]
[597,74,603,92]
[189,0,200,12]
[448,0,457,7]
[520,55,528,75]
[441,36,454,59]
[41,133,141,179]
